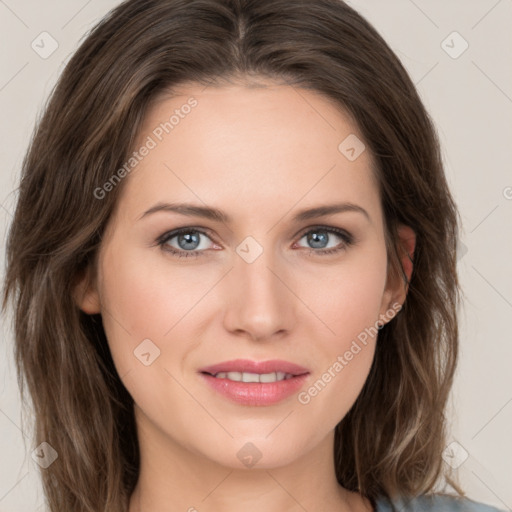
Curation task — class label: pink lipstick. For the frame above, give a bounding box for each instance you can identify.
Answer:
[199,358,310,406]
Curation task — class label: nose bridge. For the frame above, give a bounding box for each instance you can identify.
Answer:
[238,248,280,300]
[223,238,295,339]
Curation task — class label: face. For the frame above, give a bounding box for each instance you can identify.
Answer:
[77,80,414,470]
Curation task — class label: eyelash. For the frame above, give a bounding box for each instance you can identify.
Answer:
[156,226,354,259]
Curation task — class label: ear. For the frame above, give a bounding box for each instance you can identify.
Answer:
[379,224,416,325]
[73,264,101,314]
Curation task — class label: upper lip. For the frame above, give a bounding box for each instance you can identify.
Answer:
[199,359,310,376]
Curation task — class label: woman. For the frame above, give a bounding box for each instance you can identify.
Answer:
[2,0,505,511]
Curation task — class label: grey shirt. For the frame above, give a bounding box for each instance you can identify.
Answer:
[374,494,506,512]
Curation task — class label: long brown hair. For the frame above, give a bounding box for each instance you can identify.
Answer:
[2,0,463,510]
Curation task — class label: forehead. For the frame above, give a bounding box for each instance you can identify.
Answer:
[115,82,381,227]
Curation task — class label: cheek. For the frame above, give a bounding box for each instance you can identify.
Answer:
[97,242,220,378]
[294,249,386,418]
[97,244,175,370]
[302,245,388,340]
[96,245,204,416]
[297,292,379,431]
[100,244,202,332]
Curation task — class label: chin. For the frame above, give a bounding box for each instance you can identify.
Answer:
[200,434,309,471]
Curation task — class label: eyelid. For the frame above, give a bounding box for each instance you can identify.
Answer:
[157,224,351,243]
[157,224,355,257]
[156,226,219,246]
[294,224,351,239]
[294,224,354,249]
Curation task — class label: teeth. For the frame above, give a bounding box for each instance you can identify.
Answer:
[242,372,260,383]
[260,372,280,383]
[213,371,294,382]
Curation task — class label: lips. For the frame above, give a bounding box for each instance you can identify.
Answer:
[198,359,310,406]
[199,358,310,377]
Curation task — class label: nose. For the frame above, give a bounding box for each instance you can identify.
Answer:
[222,248,297,342]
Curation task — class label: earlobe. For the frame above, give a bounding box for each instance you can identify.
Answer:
[73,266,101,314]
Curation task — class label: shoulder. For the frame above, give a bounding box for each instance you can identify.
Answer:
[374,494,506,512]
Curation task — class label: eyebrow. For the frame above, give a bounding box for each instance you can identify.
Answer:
[138,201,370,223]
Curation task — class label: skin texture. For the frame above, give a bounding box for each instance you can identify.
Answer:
[76,81,415,512]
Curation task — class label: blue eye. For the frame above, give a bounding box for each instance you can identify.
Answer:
[157,226,354,259]
[295,227,354,256]
[157,228,214,258]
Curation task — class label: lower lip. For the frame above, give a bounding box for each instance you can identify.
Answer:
[200,372,310,406]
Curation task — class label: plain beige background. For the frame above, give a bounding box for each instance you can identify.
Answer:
[1,1,511,511]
